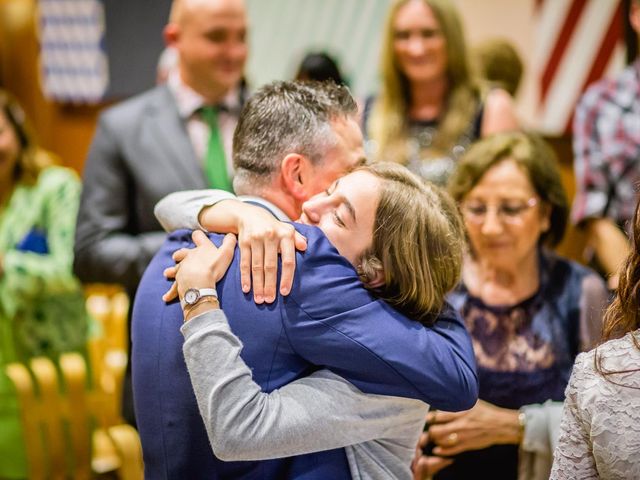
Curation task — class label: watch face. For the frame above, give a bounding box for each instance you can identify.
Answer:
[185,289,199,305]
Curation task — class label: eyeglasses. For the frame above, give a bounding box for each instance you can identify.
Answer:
[460,197,539,225]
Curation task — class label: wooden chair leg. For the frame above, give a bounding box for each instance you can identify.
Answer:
[60,353,92,480]
[92,429,122,475]
[30,357,66,480]
[5,363,46,480]
[108,424,143,480]
[7,352,139,480]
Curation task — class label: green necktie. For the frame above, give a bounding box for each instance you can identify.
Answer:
[200,106,233,191]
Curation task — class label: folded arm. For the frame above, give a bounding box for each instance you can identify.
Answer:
[181,309,428,461]
[156,191,306,302]
[571,92,631,287]
[154,189,236,233]
[284,226,479,411]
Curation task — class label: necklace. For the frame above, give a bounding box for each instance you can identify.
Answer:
[405,121,473,186]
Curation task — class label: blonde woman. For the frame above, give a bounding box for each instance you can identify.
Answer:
[364,0,518,185]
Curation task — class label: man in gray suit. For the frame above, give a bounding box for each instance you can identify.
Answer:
[74,0,248,423]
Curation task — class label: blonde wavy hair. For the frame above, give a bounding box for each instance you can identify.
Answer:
[359,162,465,324]
[368,0,482,164]
[0,89,57,186]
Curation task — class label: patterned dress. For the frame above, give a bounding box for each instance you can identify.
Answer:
[0,166,90,478]
[551,330,640,479]
[362,94,484,186]
[438,250,607,480]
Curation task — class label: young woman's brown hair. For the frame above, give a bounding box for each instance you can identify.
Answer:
[595,201,640,385]
[359,162,465,324]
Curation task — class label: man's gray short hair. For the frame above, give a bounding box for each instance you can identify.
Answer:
[232,81,357,194]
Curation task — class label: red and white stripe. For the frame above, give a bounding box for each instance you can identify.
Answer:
[533,0,625,134]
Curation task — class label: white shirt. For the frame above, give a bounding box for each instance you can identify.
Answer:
[167,71,242,180]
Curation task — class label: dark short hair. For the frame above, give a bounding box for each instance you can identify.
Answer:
[474,38,523,97]
[232,80,357,193]
[0,89,54,184]
[296,52,345,85]
[448,131,569,246]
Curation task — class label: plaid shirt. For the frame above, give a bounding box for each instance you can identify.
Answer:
[571,59,640,233]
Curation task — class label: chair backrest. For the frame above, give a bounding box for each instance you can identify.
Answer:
[5,353,143,480]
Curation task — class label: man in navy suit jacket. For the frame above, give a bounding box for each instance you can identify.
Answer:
[132,81,478,479]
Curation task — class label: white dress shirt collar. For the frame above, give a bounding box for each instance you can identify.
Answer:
[167,70,242,119]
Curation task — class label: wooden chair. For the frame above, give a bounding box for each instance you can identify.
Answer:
[5,352,143,480]
[84,286,130,429]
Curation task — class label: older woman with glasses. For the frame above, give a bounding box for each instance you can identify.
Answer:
[414,132,608,480]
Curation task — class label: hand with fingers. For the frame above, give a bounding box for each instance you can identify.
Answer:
[161,217,307,306]
[426,400,522,457]
[235,210,307,304]
[162,231,236,313]
[194,199,307,304]
[411,429,453,479]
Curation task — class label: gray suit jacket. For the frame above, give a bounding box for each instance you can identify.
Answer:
[74,84,211,293]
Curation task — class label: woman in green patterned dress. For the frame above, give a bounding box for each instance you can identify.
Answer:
[0,89,90,478]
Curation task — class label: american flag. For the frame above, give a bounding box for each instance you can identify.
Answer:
[533,0,626,134]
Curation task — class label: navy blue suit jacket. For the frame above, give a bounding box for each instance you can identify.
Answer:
[132,224,478,479]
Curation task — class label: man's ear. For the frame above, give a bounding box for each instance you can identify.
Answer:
[358,256,385,289]
[281,153,313,201]
[631,1,640,35]
[163,24,179,47]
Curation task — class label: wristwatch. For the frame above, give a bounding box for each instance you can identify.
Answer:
[181,287,218,309]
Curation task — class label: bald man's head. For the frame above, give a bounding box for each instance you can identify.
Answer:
[164,0,248,102]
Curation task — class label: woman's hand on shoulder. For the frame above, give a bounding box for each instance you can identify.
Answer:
[163,231,236,305]
[196,199,308,303]
[235,209,307,304]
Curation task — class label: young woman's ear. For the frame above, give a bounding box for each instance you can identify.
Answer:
[358,256,385,289]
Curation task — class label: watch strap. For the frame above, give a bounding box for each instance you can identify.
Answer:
[197,288,218,299]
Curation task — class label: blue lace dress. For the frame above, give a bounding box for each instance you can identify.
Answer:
[437,250,607,480]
